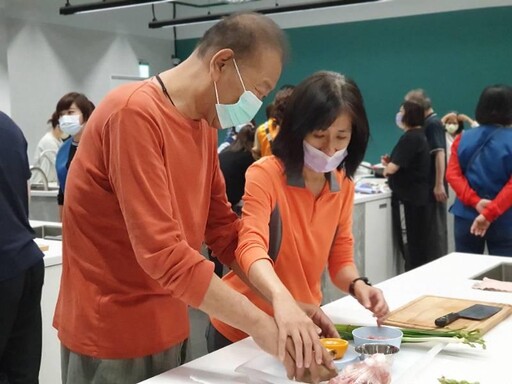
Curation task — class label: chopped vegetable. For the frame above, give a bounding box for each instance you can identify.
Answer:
[335,324,486,349]
[438,376,480,384]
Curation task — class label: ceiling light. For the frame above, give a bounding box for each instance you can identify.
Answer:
[60,0,171,15]
[148,0,379,29]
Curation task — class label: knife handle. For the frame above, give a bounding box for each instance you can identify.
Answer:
[435,312,461,327]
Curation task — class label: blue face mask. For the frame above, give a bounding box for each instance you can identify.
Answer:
[214,58,262,129]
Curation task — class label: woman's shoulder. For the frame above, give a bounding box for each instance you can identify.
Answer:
[248,156,284,180]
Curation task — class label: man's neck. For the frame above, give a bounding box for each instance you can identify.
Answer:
[158,55,212,124]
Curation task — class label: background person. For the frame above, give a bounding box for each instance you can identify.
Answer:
[383,101,431,270]
[32,111,64,184]
[0,111,45,384]
[252,84,294,160]
[53,13,331,384]
[209,72,389,366]
[446,84,512,255]
[404,89,448,261]
[54,92,95,219]
[210,123,257,277]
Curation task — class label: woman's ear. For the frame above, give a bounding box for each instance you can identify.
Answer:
[209,48,235,83]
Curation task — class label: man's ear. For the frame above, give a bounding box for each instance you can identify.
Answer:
[209,48,235,83]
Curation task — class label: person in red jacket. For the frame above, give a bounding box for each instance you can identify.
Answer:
[446,84,512,255]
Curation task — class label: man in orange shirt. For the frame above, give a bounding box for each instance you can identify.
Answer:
[52,13,328,384]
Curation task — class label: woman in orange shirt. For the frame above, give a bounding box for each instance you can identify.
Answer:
[209,71,389,369]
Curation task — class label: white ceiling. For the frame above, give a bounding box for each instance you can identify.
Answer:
[2,0,512,40]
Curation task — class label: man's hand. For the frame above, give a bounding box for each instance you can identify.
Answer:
[353,283,389,325]
[249,315,297,379]
[380,154,390,166]
[272,293,328,370]
[471,214,490,237]
[433,184,448,202]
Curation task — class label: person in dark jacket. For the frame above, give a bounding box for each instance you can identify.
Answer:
[219,123,257,213]
[383,101,431,270]
[0,111,45,383]
[209,123,257,277]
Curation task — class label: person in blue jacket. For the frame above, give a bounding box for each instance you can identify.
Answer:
[447,84,512,255]
[0,111,45,383]
[54,92,95,219]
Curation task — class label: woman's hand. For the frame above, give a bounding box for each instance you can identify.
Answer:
[299,303,340,339]
[475,199,491,213]
[380,154,390,166]
[471,214,490,237]
[353,284,389,325]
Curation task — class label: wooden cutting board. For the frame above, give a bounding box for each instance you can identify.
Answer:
[383,295,512,335]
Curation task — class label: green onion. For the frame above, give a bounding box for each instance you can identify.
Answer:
[437,376,480,384]
[334,324,486,349]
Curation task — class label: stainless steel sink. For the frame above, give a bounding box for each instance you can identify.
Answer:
[33,225,62,241]
[472,263,512,282]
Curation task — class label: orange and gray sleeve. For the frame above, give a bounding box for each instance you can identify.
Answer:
[328,179,356,282]
[104,106,214,308]
[235,163,275,275]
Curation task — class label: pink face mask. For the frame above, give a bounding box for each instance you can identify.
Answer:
[303,140,348,173]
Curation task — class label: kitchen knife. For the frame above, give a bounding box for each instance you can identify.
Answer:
[434,303,502,327]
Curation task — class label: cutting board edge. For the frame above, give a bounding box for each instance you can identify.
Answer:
[382,295,512,335]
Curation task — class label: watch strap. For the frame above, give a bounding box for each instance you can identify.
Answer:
[349,277,371,296]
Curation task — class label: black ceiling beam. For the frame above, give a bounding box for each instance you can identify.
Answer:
[60,0,171,15]
[148,0,380,29]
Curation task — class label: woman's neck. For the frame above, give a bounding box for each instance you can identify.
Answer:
[303,166,327,197]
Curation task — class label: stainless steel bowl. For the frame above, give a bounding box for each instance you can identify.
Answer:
[355,343,399,365]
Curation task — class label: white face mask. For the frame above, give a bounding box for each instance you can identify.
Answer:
[445,123,459,134]
[395,112,404,129]
[214,58,262,129]
[303,140,348,173]
[59,115,82,136]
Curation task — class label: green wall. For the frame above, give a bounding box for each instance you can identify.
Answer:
[177,6,512,163]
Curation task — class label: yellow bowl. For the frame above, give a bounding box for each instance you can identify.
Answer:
[320,338,349,360]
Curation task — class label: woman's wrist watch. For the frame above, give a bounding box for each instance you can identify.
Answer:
[349,277,371,297]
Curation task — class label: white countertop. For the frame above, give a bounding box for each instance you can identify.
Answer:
[31,220,62,267]
[30,182,59,197]
[354,177,391,204]
[35,238,62,267]
[141,253,510,384]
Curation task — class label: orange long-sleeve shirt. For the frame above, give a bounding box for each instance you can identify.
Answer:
[446,133,512,222]
[53,80,239,359]
[212,157,355,342]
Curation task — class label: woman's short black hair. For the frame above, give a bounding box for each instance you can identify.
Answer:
[401,101,425,128]
[475,84,512,126]
[272,71,369,179]
[56,92,95,122]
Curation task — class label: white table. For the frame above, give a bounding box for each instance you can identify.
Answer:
[141,253,510,384]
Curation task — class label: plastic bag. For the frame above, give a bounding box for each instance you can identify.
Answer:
[328,354,392,384]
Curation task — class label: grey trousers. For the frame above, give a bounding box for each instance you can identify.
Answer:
[61,340,187,384]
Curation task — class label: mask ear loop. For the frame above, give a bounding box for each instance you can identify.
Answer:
[213,82,221,104]
[232,58,247,92]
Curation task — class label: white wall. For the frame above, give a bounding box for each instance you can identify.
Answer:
[0,15,11,115]
[4,17,173,158]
